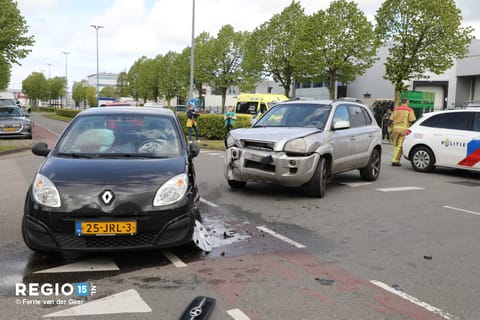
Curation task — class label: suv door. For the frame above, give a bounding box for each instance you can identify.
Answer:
[329,104,357,172]
[346,104,376,164]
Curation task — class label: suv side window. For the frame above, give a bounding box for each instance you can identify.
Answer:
[474,113,480,132]
[332,105,350,126]
[421,112,472,131]
[348,105,368,127]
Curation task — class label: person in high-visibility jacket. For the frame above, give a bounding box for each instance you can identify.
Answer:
[389,98,416,166]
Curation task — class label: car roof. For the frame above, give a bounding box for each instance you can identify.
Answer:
[78,106,175,117]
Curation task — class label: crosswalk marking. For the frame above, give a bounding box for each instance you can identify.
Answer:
[43,289,151,318]
[34,257,119,273]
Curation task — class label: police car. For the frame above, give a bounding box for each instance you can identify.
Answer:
[403,109,480,172]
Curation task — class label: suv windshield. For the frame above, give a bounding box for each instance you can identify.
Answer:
[254,103,331,129]
[56,114,181,157]
[0,107,24,117]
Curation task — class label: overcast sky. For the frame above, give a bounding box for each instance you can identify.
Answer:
[8,0,480,90]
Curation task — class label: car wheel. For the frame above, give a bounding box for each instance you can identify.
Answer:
[359,148,381,181]
[227,180,247,188]
[305,157,328,198]
[411,146,435,172]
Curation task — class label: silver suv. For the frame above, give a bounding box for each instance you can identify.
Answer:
[224,99,382,197]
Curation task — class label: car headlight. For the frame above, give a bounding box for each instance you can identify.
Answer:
[153,173,188,206]
[32,173,61,208]
[284,138,307,154]
[226,134,238,148]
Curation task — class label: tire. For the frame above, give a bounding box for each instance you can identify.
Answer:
[359,148,381,181]
[411,146,435,172]
[305,157,328,198]
[228,180,247,188]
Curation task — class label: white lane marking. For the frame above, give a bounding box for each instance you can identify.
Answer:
[43,289,151,317]
[376,186,424,192]
[227,308,250,320]
[443,205,480,217]
[341,182,372,187]
[256,226,306,248]
[200,197,218,207]
[207,152,224,156]
[161,249,187,268]
[35,121,62,136]
[35,257,119,273]
[370,280,457,320]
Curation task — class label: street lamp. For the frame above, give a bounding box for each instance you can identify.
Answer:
[189,0,195,101]
[47,63,52,78]
[90,25,104,106]
[62,51,70,107]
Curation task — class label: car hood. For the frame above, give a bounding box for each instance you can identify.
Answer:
[39,156,187,185]
[230,127,321,150]
[0,116,29,122]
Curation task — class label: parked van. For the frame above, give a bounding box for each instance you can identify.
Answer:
[235,93,288,119]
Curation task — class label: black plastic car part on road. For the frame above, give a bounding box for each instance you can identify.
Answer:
[22,107,203,253]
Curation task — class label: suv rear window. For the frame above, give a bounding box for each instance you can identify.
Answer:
[421,112,473,131]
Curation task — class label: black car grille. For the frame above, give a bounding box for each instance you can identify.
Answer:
[242,140,274,151]
[55,231,158,248]
[244,159,276,172]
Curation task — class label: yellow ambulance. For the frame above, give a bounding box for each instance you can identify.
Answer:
[235,93,288,119]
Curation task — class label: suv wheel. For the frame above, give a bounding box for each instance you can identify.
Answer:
[411,146,435,172]
[359,148,381,181]
[305,157,328,198]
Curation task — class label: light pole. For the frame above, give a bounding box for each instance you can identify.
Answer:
[47,63,52,78]
[62,51,70,107]
[189,0,195,101]
[90,25,104,106]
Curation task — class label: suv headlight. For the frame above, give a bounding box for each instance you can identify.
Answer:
[284,138,307,154]
[226,134,238,148]
[32,173,61,207]
[153,173,188,206]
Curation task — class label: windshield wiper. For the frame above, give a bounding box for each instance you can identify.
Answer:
[95,153,171,159]
[57,152,92,159]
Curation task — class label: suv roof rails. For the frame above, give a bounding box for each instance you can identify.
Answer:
[335,97,363,103]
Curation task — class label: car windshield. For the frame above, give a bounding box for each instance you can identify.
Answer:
[254,103,331,129]
[56,114,181,157]
[0,107,23,117]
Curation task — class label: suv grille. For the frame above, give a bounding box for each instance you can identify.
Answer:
[242,140,274,151]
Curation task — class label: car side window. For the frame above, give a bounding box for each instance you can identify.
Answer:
[474,113,480,132]
[332,105,349,126]
[421,112,471,130]
[347,105,368,127]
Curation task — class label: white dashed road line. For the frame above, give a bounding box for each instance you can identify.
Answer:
[227,308,251,320]
[256,226,306,248]
[34,257,119,273]
[341,182,372,187]
[161,249,188,268]
[376,186,424,192]
[370,280,457,320]
[200,197,218,207]
[43,289,151,317]
[443,205,480,217]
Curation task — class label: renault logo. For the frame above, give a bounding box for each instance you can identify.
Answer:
[100,190,115,205]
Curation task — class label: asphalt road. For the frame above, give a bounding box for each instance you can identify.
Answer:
[0,114,479,319]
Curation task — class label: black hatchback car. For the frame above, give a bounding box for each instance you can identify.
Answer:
[23,107,202,252]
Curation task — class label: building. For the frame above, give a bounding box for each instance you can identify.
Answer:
[87,72,119,92]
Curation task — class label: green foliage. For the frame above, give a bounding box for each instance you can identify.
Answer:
[375,0,474,103]
[72,81,87,106]
[22,72,49,103]
[86,86,97,107]
[297,0,380,99]
[0,0,35,89]
[116,71,130,97]
[177,112,250,140]
[47,77,66,100]
[157,51,187,105]
[55,108,81,118]
[100,86,116,98]
[245,1,306,97]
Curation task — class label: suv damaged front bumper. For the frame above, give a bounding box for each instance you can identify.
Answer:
[225,147,319,187]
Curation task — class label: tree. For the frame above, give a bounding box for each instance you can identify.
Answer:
[209,25,250,112]
[72,81,87,107]
[0,0,35,89]
[47,77,66,107]
[100,86,116,98]
[86,86,97,107]
[116,71,130,97]
[297,0,380,99]
[22,72,48,108]
[157,51,187,107]
[244,1,306,97]
[375,0,474,103]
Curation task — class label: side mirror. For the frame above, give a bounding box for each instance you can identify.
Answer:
[333,120,350,130]
[189,142,200,158]
[32,142,50,157]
